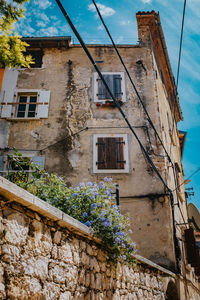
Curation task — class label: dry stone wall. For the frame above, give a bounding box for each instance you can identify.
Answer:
[0,178,175,300]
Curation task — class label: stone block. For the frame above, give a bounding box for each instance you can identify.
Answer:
[42,282,60,300]
[53,231,62,244]
[95,273,102,291]
[58,243,73,264]
[81,251,90,266]
[49,263,67,284]
[7,276,42,299]
[78,269,85,285]
[34,257,49,280]
[4,212,29,246]
[90,257,100,273]
[60,291,72,300]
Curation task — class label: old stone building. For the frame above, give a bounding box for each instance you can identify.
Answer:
[0,10,200,298]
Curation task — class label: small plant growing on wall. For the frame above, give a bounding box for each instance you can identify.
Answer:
[6,150,136,265]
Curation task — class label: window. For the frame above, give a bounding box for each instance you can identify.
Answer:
[93,72,126,103]
[175,162,180,192]
[16,94,37,118]
[93,134,129,173]
[25,50,43,68]
[167,112,172,132]
[0,155,45,176]
[0,89,51,119]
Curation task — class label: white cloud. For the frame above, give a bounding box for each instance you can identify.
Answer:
[33,0,51,9]
[97,24,103,31]
[34,12,49,23]
[21,25,35,36]
[39,27,58,36]
[36,21,47,28]
[88,3,115,17]
[51,16,58,21]
[141,0,151,3]
[120,20,131,26]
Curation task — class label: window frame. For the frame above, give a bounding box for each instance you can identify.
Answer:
[93,133,129,173]
[16,93,38,118]
[93,72,126,103]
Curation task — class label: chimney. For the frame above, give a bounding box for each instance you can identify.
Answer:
[136,11,159,45]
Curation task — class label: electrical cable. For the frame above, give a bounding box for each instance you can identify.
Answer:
[55,0,170,192]
[54,0,183,272]
[91,0,187,229]
[169,0,187,156]
[92,0,172,164]
[172,167,200,192]
[177,0,187,89]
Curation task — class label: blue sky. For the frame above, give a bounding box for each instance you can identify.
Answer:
[15,0,200,209]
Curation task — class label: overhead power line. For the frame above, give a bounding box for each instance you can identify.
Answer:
[55,0,169,191]
[169,0,187,156]
[92,0,173,165]
[91,0,187,228]
[177,0,187,89]
[55,0,183,272]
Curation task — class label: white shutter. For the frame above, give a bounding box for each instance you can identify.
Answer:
[37,91,50,118]
[0,68,18,118]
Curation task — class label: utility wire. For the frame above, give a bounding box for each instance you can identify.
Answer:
[169,0,187,156]
[55,0,183,272]
[172,167,200,192]
[55,0,169,191]
[177,0,187,89]
[91,0,187,228]
[92,0,172,164]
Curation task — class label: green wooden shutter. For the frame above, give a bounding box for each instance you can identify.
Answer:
[113,75,122,99]
[97,75,113,100]
[0,156,4,175]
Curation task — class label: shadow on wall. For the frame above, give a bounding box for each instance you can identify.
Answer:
[166,281,179,300]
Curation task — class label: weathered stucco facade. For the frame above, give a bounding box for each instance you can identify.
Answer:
[0,11,199,298]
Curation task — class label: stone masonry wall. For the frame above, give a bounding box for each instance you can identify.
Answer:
[0,178,175,300]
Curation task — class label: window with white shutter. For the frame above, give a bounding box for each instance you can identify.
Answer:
[93,134,129,173]
[93,72,126,103]
[1,89,51,119]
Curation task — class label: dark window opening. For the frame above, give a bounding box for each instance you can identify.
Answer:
[96,137,125,170]
[25,50,43,68]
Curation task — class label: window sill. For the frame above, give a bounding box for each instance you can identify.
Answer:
[93,169,129,174]
[95,100,125,107]
[5,117,46,121]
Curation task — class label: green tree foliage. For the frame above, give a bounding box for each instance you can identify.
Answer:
[0,0,33,68]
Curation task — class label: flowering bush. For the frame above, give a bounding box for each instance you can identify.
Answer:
[6,153,136,265]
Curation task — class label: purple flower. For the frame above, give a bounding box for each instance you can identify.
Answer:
[87,182,93,186]
[73,193,78,197]
[128,229,133,234]
[115,237,121,244]
[103,219,111,227]
[82,212,88,218]
[91,203,97,209]
[84,221,92,227]
[79,182,85,187]
[104,177,112,182]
